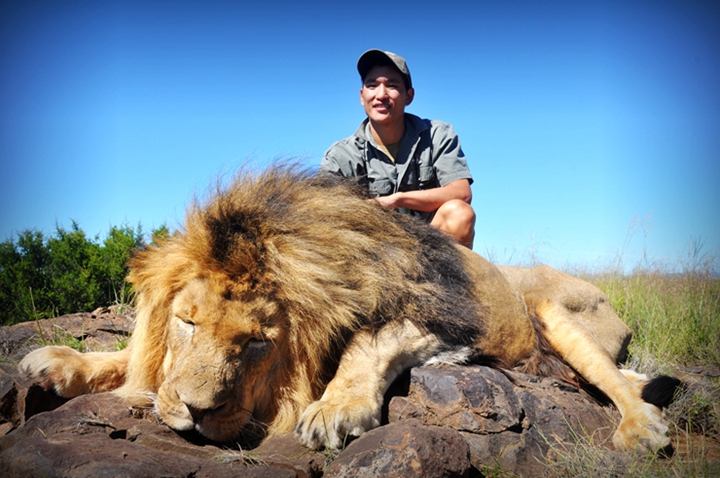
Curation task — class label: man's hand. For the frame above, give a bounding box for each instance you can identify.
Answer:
[368,194,401,208]
[368,179,472,212]
[367,179,476,248]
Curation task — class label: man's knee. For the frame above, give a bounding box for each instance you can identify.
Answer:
[436,200,476,226]
[432,200,476,248]
[448,199,475,219]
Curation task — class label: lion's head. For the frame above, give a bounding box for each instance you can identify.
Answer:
[153,277,294,441]
[115,164,483,442]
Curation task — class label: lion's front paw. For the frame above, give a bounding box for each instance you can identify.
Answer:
[613,402,670,453]
[19,346,90,398]
[294,396,381,450]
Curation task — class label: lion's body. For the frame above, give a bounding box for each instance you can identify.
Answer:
[496,263,633,362]
[20,165,671,453]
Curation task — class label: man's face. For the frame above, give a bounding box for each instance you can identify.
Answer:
[360,65,415,128]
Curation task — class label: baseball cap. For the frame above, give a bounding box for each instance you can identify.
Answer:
[357,49,412,90]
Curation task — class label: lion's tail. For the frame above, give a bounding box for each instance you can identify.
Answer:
[513,314,580,387]
[641,375,682,409]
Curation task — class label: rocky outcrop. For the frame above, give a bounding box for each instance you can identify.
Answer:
[0,392,328,478]
[390,366,616,477]
[0,311,133,434]
[0,315,621,477]
[0,311,133,362]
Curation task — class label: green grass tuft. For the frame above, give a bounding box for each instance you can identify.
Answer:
[589,271,720,371]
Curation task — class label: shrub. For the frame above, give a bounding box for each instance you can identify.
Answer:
[0,222,145,325]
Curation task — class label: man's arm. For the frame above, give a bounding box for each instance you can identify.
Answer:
[371,178,472,212]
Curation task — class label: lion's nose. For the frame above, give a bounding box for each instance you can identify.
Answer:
[175,389,228,423]
[184,401,226,422]
[184,403,206,422]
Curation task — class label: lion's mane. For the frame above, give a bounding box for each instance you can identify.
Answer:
[117,164,485,435]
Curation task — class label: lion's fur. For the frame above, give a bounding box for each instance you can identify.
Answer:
[19,163,674,452]
[118,165,489,436]
[497,264,633,362]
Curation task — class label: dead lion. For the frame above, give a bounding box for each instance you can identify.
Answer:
[20,164,675,453]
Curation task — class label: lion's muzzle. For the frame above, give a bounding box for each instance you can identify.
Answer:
[155,381,250,442]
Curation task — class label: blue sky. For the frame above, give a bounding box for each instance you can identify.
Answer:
[1,0,718,272]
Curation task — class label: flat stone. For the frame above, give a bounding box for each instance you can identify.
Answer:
[0,393,308,477]
[324,419,471,478]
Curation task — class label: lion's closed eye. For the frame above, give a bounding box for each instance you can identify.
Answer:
[176,316,196,335]
[244,338,272,360]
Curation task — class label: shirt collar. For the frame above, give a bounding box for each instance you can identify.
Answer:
[355,113,428,147]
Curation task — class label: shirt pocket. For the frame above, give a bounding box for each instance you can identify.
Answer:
[417,160,436,190]
[368,178,393,197]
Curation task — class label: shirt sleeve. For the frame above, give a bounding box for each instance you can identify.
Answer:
[430,121,474,187]
[320,139,366,178]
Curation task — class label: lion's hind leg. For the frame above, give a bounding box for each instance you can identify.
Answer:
[534,301,670,453]
[19,345,130,398]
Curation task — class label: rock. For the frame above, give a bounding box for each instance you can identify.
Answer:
[0,393,313,478]
[0,312,134,362]
[0,311,133,433]
[389,365,618,477]
[0,370,22,428]
[389,366,525,434]
[0,366,68,432]
[324,419,471,478]
[253,433,328,477]
[1,315,624,477]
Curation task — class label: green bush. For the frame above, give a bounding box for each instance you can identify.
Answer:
[0,222,146,325]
